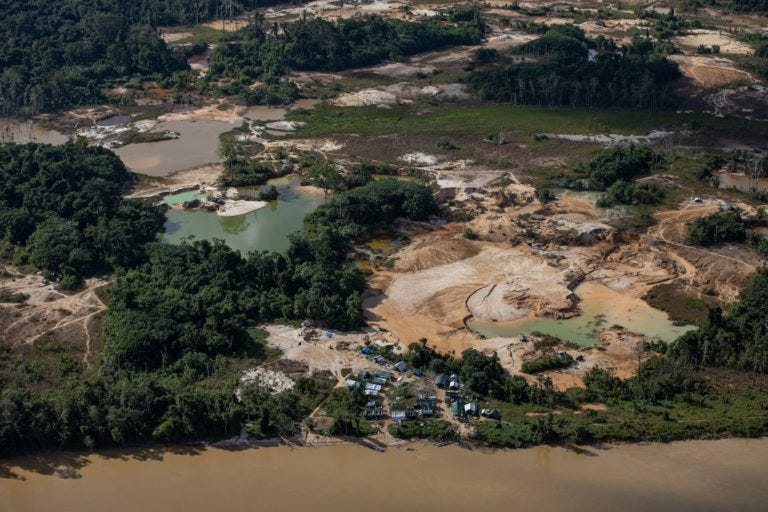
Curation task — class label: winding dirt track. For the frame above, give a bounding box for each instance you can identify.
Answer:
[652,203,757,269]
[0,272,108,366]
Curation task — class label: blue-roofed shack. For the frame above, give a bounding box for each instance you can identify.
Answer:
[361,346,373,355]
[391,410,407,422]
[393,361,407,372]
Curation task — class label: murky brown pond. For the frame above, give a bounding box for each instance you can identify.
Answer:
[114,120,236,176]
[718,172,768,194]
[0,118,69,145]
[1,438,766,512]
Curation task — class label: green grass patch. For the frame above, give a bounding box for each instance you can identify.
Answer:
[287,104,768,139]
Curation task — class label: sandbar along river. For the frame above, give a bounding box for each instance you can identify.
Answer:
[1,438,767,512]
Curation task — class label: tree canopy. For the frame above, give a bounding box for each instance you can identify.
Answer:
[0,142,166,284]
[467,28,681,109]
[0,1,191,115]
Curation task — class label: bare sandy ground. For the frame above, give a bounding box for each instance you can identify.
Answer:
[158,101,249,123]
[201,19,252,31]
[673,30,754,55]
[387,244,575,325]
[217,199,268,216]
[128,164,223,200]
[333,83,469,107]
[670,55,755,89]
[481,326,648,390]
[0,270,107,367]
[264,324,389,377]
[160,31,192,43]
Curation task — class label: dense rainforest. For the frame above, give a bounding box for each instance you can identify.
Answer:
[467,26,681,109]
[0,143,166,287]
[0,0,200,115]
[209,14,485,104]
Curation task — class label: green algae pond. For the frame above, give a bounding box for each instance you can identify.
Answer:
[163,177,323,254]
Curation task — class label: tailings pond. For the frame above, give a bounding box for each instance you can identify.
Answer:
[115,119,236,176]
[469,282,695,344]
[162,177,323,254]
[0,118,69,145]
[1,438,766,512]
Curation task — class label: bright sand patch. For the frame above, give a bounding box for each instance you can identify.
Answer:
[216,199,268,217]
[673,30,754,55]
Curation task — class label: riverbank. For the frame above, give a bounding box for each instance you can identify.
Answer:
[2,438,767,511]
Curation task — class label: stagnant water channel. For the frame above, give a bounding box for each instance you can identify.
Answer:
[1,438,766,511]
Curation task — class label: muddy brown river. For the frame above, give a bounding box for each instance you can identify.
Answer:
[1,439,766,511]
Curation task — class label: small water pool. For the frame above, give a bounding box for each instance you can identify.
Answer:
[160,190,208,205]
[469,282,695,345]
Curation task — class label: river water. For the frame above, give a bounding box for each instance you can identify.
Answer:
[1,438,766,512]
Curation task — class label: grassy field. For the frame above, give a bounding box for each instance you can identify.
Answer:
[288,103,768,139]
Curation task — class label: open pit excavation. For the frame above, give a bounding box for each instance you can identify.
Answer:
[2,0,768,508]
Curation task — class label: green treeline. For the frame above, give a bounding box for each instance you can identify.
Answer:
[105,178,437,372]
[209,14,485,104]
[579,145,663,189]
[0,1,190,115]
[736,33,768,80]
[467,26,681,109]
[0,143,166,287]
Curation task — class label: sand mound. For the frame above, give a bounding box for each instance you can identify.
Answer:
[394,236,481,272]
[386,245,574,328]
[333,83,470,107]
[238,368,294,396]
